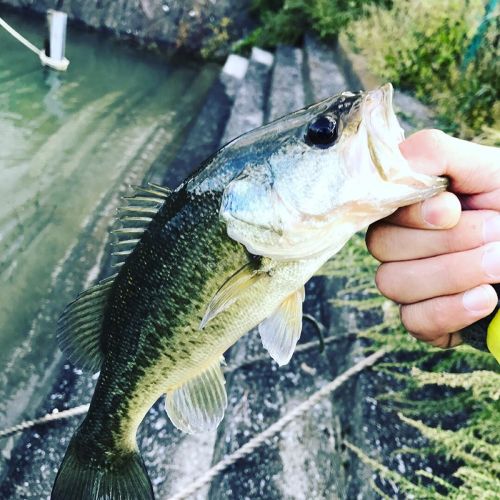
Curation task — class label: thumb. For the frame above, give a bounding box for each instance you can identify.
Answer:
[400,130,500,208]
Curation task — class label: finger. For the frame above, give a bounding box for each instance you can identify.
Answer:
[375,242,500,304]
[408,331,463,349]
[367,210,500,262]
[427,332,463,349]
[400,285,497,341]
[400,129,500,198]
[462,188,500,211]
[385,191,461,229]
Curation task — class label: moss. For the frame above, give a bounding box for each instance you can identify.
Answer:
[201,17,234,60]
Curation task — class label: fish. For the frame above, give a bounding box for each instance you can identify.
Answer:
[51,83,447,500]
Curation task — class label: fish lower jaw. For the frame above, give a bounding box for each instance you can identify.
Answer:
[386,179,448,209]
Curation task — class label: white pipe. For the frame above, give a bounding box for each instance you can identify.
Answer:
[47,9,67,61]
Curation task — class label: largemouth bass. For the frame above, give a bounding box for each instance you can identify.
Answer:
[52,83,447,500]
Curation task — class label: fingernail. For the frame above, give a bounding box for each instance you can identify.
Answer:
[483,214,500,243]
[482,242,500,279]
[463,286,493,313]
[421,196,448,228]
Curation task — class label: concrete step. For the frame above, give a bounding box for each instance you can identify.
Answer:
[140,48,276,500]
[220,47,274,145]
[303,34,348,102]
[266,45,305,122]
[161,55,249,188]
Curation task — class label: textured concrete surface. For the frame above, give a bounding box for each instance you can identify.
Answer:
[220,49,273,145]
[303,34,348,103]
[266,46,304,122]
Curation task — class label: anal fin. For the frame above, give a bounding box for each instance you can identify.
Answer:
[258,287,305,366]
[165,358,227,434]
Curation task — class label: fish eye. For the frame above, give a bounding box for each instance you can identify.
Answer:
[306,115,339,147]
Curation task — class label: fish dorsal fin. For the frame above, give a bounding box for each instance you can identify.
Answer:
[111,183,172,267]
[200,262,267,329]
[57,274,117,373]
[165,358,227,434]
[258,287,305,366]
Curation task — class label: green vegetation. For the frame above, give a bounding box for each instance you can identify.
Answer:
[345,0,499,142]
[201,17,233,60]
[235,0,391,50]
[318,234,500,498]
[239,0,498,141]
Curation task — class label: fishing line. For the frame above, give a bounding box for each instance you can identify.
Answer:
[167,348,387,500]
[0,340,384,498]
[0,332,356,439]
[0,404,90,440]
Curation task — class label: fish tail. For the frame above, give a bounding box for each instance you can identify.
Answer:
[51,434,154,500]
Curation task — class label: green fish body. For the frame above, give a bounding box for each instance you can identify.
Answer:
[52,84,447,499]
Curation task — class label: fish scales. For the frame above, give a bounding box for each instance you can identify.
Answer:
[80,189,247,454]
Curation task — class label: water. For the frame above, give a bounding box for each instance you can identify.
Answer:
[0,9,218,434]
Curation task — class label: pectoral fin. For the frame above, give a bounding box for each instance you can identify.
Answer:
[200,262,266,329]
[258,287,305,366]
[165,358,227,434]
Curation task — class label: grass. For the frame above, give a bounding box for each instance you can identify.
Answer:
[317,233,500,497]
[344,0,499,143]
[237,0,499,143]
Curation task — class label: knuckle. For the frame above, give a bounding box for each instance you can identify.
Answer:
[374,264,394,298]
[425,128,447,150]
[406,202,424,226]
[442,228,456,253]
[390,204,419,227]
[426,299,450,335]
[482,211,500,245]
[482,242,500,281]
[430,334,451,349]
[435,259,462,291]
[365,225,384,260]
[400,305,417,333]
[400,300,448,340]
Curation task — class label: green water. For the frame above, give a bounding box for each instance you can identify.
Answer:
[0,10,218,426]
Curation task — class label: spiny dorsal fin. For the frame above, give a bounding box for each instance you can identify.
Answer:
[57,274,117,373]
[165,357,227,434]
[258,286,305,366]
[199,262,268,329]
[111,183,172,267]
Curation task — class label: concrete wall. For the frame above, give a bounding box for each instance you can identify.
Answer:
[0,0,252,56]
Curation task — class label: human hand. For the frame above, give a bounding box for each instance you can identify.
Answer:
[366,129,500,349]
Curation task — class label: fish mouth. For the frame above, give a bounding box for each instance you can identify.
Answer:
[362,83,448,207]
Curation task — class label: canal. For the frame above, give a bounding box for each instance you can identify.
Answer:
[0,7,218,482]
